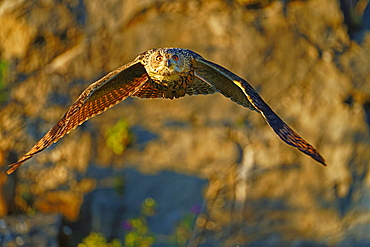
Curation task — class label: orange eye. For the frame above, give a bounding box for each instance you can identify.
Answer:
[172,55,179,61]
[156,55,163,61]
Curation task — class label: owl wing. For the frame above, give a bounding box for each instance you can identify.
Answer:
[193,57,326,166]
[7,61,149,174]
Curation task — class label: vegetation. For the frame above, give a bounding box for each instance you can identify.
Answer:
[105,118,132,155]
[78,198,200,247]
[78,232,122,247]
[0,60,7,103]
[124,217,155,247]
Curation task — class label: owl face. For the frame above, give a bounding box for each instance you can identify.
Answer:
[146,48,191,80]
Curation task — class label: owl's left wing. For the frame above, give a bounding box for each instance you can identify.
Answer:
[192,57,326,166]
[7,61,149,174]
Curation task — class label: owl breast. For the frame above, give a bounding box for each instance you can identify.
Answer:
[148,70,194,99]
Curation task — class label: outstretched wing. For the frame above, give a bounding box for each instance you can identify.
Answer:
[193,57,326,166]
[7,61,149,174]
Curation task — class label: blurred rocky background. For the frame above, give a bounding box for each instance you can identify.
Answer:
[0,0,369,246]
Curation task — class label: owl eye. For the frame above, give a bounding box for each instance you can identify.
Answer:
[172,55,179,61]
[155,55,163,62]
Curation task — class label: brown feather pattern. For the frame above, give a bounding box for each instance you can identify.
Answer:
[194,57,326,166]
[7,48,326,175]
[7,62,148,174]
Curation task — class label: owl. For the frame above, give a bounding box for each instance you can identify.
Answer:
[6,48,326,174]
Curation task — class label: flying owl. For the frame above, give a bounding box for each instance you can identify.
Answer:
[6,48,326,174]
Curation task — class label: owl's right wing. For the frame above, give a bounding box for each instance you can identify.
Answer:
[7,61,149,174]
[192,57,326,166]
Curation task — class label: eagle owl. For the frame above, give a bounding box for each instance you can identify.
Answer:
[6,48,326,174]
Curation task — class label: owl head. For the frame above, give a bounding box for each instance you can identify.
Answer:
[144,48,192,80]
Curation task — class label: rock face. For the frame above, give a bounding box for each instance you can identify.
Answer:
[0,0,369,246]
[0,214,61,247]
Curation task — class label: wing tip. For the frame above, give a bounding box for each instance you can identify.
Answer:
[316,155,327,166]
[300,147,327,166]
[315,156,327,166]
[6,163,21,175]
[6,156,32,175]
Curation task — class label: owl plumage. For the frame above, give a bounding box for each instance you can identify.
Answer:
[6,48,326,175]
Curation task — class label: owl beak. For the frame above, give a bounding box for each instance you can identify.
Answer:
[166,59,172,68]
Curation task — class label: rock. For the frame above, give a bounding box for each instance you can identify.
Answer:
[0,213,61,247]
